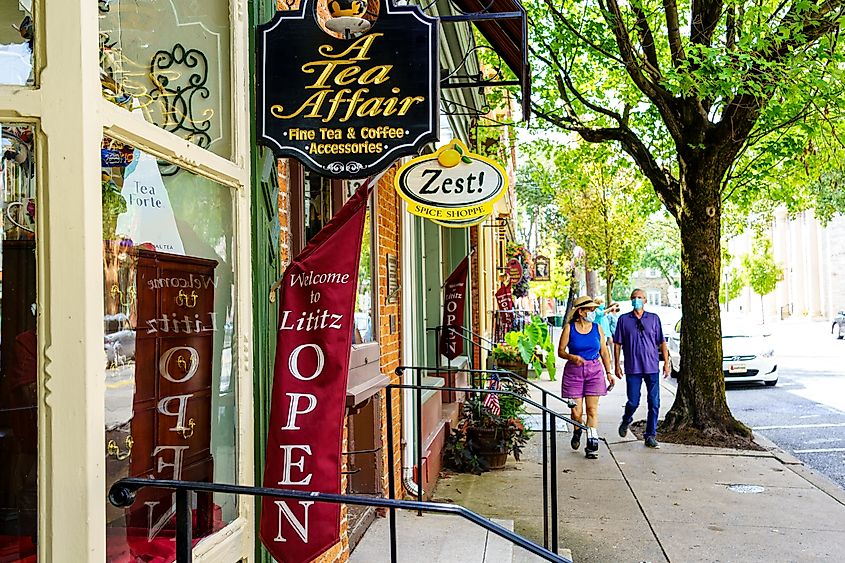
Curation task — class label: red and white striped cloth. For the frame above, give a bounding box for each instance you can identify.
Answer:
[483,374,501,415]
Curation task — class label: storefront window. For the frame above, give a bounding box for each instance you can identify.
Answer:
[0,1,34,85]
[354,192,375,344]
[303,170,334,241]
[0,123,37,562]
[98,0,232,158]
[101,140,238,559]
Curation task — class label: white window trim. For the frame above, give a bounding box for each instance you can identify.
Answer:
[0,1,254,560]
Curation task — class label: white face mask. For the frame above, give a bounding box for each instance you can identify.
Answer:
[585,311,596,323]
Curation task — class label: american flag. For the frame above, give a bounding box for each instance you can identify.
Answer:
[483,374,501,416]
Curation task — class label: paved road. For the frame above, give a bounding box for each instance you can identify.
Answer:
[724,319,845,490]
[662,318,845,490]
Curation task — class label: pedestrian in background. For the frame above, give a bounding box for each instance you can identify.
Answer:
[558,296,615,459]
[607,302,620,341]
[614,289,671,448]
[594,297,611,343]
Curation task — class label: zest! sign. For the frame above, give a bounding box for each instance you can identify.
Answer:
[256,0,439,179]
[394,139,508,225]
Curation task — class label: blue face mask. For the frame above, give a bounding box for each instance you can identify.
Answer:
[632,297,644,310]
[585,311,597,322]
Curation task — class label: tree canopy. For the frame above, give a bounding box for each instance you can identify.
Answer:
[526,0,845,440]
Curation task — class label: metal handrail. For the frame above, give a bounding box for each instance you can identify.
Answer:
[428,326,573,408]
[107,477,569,563]
[391,367,585,555]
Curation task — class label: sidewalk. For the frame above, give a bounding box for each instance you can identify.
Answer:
[426,377,845,562]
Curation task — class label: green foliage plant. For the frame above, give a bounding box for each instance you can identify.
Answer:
[741,236,783,322]
[528,0,845,440]
[502,315,557,381]
[443,386,532,474]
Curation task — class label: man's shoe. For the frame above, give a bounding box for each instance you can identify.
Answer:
[618,421,629,438]
[645,436,660,449]
[570,427,582,450]
[585,438,599,459]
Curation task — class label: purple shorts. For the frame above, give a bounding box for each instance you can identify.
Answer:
[561,358,607,398]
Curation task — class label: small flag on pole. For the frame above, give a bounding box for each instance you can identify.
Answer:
[483,373,501,416]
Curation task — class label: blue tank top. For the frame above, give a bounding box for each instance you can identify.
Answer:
[568,322,601,360]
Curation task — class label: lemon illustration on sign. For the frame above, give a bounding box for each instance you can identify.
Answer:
[438,143,474,168]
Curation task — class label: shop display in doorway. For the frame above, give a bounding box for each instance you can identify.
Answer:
[394,138,508,225]
[256,0,439,179]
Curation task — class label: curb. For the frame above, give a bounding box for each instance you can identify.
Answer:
[659,378,845,508]
[751,433,804,465]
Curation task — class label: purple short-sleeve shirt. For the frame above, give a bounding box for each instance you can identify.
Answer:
[613,311,664,375]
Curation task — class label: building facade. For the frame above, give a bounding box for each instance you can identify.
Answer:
[0,0,526,561]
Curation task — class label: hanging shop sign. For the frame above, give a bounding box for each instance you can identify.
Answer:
[440,256,469,360]
[507,258,523,284]
[395,139,508,222]
[259,179,374,563]
[256,0,439,179]
[534,255,550,281]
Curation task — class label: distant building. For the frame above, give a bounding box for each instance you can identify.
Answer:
[726,209,845,321]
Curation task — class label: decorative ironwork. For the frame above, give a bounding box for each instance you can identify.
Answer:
[150,44,213,175]
[98,0,112,13]
[422,0,496,16]
[441,45,505,86]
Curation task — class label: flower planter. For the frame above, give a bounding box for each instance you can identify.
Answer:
[494,359,529,380]
[469,427,509,470]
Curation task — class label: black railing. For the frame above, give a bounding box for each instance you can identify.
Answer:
[392,366,586,556]
[108,477,569,563]
[432,326,576,409]
[492,309,537,343]
[430,324,497,370]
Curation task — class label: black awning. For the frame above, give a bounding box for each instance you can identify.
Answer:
[445,0,530,120]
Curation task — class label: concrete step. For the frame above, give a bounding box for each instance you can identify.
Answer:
[512,547,573,563]
[349,509,515,563]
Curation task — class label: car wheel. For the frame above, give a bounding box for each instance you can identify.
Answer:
[835,324,844,340]
[764,379,778,387]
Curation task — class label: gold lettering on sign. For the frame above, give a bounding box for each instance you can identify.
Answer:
[271,33,425,123]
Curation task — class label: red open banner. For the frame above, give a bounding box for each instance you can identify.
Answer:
[259,179,373,563]
[439,256,469,360]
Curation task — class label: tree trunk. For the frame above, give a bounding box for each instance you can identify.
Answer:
[661,170,751,438]
[585,268,598,297]
[564,271,579,322]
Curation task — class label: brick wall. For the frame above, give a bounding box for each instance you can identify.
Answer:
[277,158,291,266]
[375,166,403,501]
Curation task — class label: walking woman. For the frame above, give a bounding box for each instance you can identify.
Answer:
[558,296,615,458]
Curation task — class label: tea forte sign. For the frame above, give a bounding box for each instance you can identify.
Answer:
[256,0,439,179]
[395,139,508,226]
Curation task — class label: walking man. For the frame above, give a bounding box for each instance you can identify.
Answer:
[614,289,671,448]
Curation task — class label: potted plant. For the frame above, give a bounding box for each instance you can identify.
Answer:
[491,342,528,379]
[495,316,557,380]
[443,383,531,473]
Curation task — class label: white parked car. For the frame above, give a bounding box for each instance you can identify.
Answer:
[667,316,778,386]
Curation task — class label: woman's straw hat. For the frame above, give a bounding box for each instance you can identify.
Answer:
[567,296,598,323]
[572,296,598,310]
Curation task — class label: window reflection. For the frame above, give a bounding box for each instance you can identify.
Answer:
[102,140,237,560]
[98,0,231,158]
[354,200,374,344]
[0,2,34,85]
[0,123,37,562]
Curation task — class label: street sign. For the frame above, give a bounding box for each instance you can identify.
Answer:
[394,139,508,223]
[256,0,439,179]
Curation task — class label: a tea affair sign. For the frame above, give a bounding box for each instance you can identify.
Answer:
[257,1,439,179]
